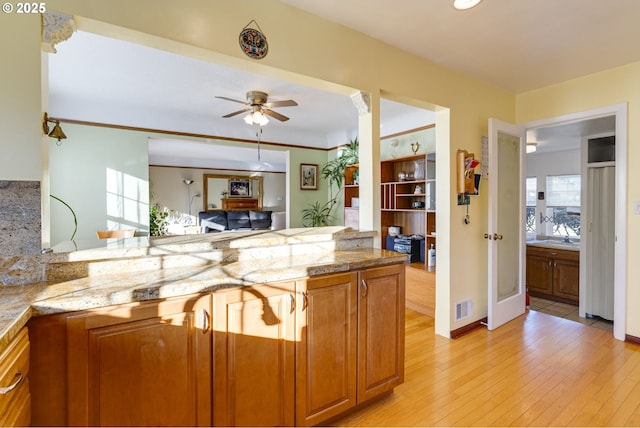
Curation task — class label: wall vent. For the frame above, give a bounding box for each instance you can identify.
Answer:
[455,299,473,322]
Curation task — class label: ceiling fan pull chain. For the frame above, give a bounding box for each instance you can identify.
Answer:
[256,127,263,161]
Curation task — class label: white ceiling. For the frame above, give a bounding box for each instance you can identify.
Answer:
[282,0,640,93]
[48,0,635,168]
[526,116,616,154]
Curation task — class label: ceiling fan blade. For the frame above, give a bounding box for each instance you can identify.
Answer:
[263,109,290,122]
[264,100,298,108]
[223,108,250,118]
[215,96,249,105]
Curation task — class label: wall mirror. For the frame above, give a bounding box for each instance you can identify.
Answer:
[203,174,263,211]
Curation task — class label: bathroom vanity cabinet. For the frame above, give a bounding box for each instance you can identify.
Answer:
[526,245,579,304]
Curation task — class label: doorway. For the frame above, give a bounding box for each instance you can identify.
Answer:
[523,104,627,341]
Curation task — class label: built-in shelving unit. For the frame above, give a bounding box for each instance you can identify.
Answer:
[380,153,436,264]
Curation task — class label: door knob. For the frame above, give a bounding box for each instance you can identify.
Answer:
[493,233,503,240]
[484,233,492,240]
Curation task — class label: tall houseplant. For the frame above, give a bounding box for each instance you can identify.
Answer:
[302,138,359,227]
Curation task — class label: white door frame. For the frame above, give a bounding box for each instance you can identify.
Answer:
[522,103,627,341]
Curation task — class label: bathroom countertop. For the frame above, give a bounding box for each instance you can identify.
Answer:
[526,239,580,252]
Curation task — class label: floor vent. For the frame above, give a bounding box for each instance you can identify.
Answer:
[455,299,473,322]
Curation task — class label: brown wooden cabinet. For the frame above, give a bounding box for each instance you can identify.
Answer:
[553,255,580,301]
[357,264,405,402]
[0,327,30,428]
[295,272,358,426]
[221,198,259,210]
[212,281,296,427]
[29,265,405,428]
[65,294,212,427]
[526,246,579,304]
[525,249,554,296]
[214,264,405,427]
[297,264,405,426]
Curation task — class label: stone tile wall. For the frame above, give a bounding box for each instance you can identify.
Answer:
[0,180,41,257]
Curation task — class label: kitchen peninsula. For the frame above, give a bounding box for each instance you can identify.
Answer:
[0,227,406,427]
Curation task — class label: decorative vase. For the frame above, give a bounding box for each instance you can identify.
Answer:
[414,160,425,180]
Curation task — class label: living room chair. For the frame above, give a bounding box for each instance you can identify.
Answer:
[96,229,136,239]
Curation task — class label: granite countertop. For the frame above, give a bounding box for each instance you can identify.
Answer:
[0,227,405,354]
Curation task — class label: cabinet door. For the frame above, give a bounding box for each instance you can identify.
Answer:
[66,294,212,427]
[295,272,357,426]
[213,282,296,427]
[526,252,553,296]
[357,264,405,402]
[553,256,580,301]
[0,327,30,428]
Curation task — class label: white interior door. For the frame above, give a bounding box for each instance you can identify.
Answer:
[487,119,526,330]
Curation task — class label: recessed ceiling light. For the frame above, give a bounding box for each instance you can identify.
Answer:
[453,0,482,10]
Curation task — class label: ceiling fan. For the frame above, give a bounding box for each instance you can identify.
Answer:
[216,90,298,125]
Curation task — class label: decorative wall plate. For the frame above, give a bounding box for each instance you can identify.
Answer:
[239,23,268,59]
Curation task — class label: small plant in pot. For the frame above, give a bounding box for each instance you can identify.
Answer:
[149,203,169,236]
[302,137,359,227]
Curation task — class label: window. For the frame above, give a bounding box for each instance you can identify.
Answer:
[545,174,580,237]
[525,177,536,238]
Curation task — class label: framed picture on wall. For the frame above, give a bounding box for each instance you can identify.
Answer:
[300,163,318,190]
[229,179,251,197]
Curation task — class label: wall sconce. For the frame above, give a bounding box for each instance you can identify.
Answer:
[43,113,67,145]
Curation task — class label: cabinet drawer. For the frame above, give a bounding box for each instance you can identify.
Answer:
[0,327,30,426]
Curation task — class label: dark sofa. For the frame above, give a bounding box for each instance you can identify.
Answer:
[198,210,272,233]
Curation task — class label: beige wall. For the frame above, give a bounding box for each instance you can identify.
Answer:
[0,14,42,180]
[516,61,640,337]
[149,166,287,219]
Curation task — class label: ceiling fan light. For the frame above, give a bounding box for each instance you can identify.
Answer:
[243,110,269,126]
[255,111,269,126]
[453,0,482,10]
[526,142,538,153]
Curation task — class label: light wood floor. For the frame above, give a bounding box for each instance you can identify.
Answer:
[332,309,640,427]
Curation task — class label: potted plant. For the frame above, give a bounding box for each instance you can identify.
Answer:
[302,138,359,227]
[150,203,169,236]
